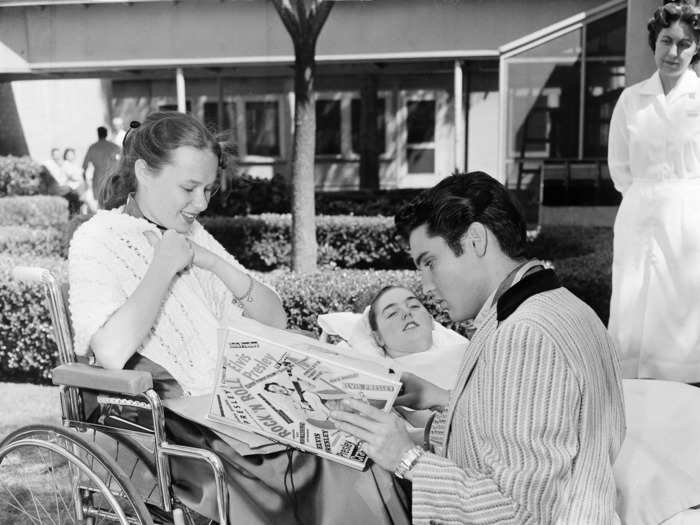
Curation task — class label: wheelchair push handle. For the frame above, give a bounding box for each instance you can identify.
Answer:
[12,266,52,285]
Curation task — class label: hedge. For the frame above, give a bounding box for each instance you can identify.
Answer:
[0,255,426,383]
[0,156,47,197]
[0,226,64,258]
[0,228,613,384]
[0,195,69,228]
[54,214,412,270]
[200,214,411,270]
[205,173,424,217]
[0,255,68,382]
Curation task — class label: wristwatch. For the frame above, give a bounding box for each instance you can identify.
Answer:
[394,445,424,479]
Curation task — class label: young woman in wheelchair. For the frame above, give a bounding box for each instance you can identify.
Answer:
[68,111,410,524]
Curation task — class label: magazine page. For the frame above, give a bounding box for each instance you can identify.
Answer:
[208,323,402,470]
[239,318,393,374]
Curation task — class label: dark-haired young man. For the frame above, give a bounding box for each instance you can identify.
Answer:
[331,171,625,524]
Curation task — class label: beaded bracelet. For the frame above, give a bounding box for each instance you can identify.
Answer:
[233,274,255,307]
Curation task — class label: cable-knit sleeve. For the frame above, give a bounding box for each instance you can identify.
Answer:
[411,322,581,524]
[427,407,449,455]
[68,221,128,357]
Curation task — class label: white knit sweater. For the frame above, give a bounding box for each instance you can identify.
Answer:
[68,209,250,396]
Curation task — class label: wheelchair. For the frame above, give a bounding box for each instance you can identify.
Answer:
[0,266,230,524]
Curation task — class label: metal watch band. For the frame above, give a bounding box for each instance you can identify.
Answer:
[394,445,424,479]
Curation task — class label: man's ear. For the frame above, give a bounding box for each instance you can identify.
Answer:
[462,222,487,256]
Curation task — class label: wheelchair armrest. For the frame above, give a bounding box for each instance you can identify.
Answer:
[52,363,154,395]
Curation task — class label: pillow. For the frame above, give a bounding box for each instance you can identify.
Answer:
[614,379,700,524]
[318,309,467,357]
[317,310,468,388]
[391,343,466,389]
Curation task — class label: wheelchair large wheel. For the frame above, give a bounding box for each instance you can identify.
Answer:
[0,425,153,524]
[3,424,161,507]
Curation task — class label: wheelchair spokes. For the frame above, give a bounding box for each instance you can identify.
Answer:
[0,427,153,524]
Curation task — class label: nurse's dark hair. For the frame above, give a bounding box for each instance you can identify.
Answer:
[99,111,234,210]
[395,171,527,259]
[648,0,700,63]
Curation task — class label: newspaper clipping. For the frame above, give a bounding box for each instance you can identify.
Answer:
[208,324,402,469]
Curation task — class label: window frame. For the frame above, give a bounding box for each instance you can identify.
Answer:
[314,91,392,161]
[397,89,446,186]
[237,94,286,161]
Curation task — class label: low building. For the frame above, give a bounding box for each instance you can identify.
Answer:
[0,0,653,204]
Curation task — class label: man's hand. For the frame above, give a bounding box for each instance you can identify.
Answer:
[330,398,415,472]
[396,372,451,411]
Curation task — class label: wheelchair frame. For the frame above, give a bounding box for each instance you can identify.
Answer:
[1,266,230,524]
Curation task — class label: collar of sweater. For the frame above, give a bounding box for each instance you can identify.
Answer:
[496,269,561,323]
[90,208,201,238]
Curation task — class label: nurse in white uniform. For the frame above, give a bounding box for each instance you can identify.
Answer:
[608,0,700,382]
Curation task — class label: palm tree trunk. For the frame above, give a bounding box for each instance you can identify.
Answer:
[291,41,318,273]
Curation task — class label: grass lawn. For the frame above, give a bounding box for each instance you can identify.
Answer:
[0,382,61,439]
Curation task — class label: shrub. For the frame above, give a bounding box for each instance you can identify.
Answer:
[61,213,95,257]
[0,195,69,228]
[555,249,613,324]
[0,255,68,382]
[207,173,291,216]
[200,214,412,270]
[526,226,612,261]
[315,188,423,216]
[59,214,411,269]
[527,226,613,323]
[0,156,48,197]
[2,226,614,383]
[0,226,64,258]
[0,258,449,383]
[267,269,469,339]
[205,173,423,217]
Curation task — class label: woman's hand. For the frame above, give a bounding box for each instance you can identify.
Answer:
[330,398,415,473]
[190,241,219,272]
[144,230,220,274]
[396,372,450,411]
[144,230,193,276]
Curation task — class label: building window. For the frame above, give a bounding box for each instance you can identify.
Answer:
[159,101,192,113]
[583,8,626,157]
[203,101,236,135]
[245,101,280,157]
[315,100,342,155]
[406,100,436,174]
[511,92,557,157]
[500,4,626,207]
[351,98,386,154]
[502,6,626,165]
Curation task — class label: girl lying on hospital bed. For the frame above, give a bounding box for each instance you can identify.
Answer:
[317,285,468,390]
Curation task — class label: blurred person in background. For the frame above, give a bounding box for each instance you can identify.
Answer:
[82,126,120,204]
[62,148,95,213]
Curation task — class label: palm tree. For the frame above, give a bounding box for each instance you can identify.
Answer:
[271,0,335,273]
